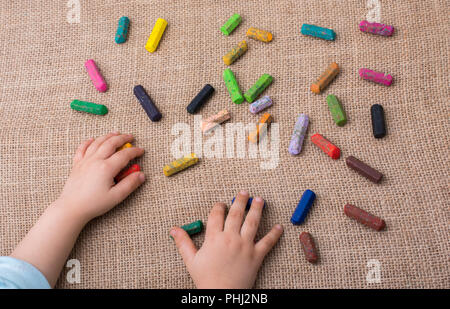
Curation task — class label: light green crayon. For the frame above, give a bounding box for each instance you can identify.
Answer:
[223,69,244,104]
[244,74,273,103]
[220,14,241,36]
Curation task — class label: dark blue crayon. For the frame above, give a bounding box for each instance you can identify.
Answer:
[133,85,162,122]
[291,189,316,225]
[187,84,214,114]
[231,197,267,211]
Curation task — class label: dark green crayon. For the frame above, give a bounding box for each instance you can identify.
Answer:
[70,100,108,115]
[171,220,203,239]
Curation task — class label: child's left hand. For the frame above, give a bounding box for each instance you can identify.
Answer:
[10,132,146,287]
[58,132,146,221]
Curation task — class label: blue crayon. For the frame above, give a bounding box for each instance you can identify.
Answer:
[301,24,336,41]
[291,189,316,225]
[231,197,267,211]
[115,16,130,44]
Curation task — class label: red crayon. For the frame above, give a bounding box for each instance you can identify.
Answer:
[311,133,340,159]
[344,204,386,231]
[299,232,319,264]
[115,164,141,183]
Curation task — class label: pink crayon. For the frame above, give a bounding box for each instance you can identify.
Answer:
[85,59,107,92]
[359,20,394,36]
[359,68,393,86]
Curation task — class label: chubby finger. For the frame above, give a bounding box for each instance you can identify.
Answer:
[205,202,226,238]
[85,132,120,156]
[240,197,265,241]
[255,224,283,259]
[110,171,145,203]
[170,227,198,266]
[96,134,134,159]
[108,147,145,175]
[73,138,94,165]
[224,190,249,233]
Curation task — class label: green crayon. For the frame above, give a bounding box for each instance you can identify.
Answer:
[326,95,347,126]
[181,220,203,236]
[220,14,241,36]
[223,69,244,104]
[171,220,203,239]
[70,100,108,115]
[244,74,273,103]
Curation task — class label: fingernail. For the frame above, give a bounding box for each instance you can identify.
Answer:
[239,190,249,196]
[139,172,145,182]
[275,224,283,231]
[254,197,263,203]
[169,229,177,237]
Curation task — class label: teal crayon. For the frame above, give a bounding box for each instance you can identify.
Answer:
[301,24,336,41]
[115,16,130,44]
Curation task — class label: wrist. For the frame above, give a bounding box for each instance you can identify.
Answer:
[51,197,92,226]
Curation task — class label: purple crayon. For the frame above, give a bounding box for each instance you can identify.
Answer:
[288,114,309,155]
[359,20,394,36]
[249,96,272,114]
[359,68,393,86]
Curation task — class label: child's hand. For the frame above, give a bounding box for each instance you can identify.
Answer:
[58,132,145,222]
[10,132,146,286]
[170,191,283,289]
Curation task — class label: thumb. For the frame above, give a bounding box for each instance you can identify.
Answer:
[170,227,198,266]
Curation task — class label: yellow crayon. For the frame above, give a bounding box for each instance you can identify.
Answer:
[117,143,132,151]
[246,27,273,43]
[145,18,168,53]
[163,153,199,176]
[223,40,248,65]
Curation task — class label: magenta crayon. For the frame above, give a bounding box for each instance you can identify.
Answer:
[359,68,392,86]
[359,20,394,36]
[85,59,107,92]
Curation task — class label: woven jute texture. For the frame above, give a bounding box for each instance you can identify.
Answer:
[0,0,448,288]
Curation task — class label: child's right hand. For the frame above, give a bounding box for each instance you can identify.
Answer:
[57,132,146,222]
[170,191,283,289]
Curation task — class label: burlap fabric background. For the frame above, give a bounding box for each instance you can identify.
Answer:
[0,0,448,289]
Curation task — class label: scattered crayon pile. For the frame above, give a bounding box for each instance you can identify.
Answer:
[69,12,395,265]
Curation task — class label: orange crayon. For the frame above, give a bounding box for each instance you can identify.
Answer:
[248,113,273,144]
[310,62,339,94]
